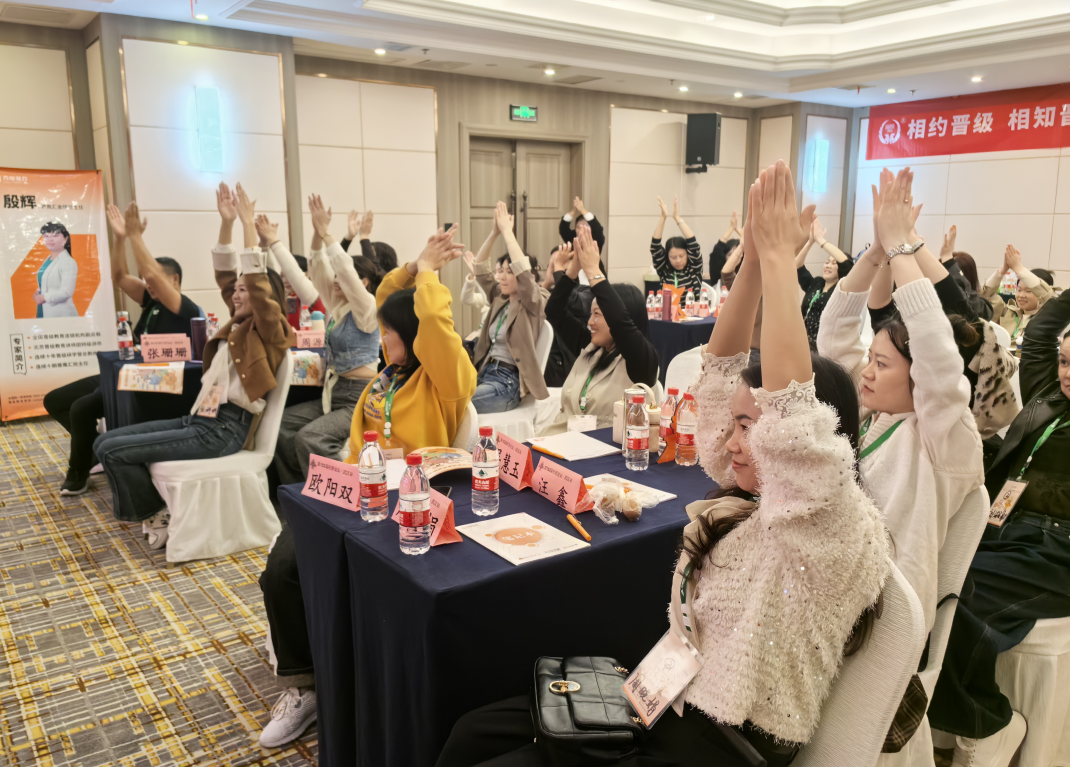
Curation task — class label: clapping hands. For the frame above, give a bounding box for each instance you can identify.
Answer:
[573,197,588,218]
[416,225,464,273]
[106,203,135,238]
[875,168,918,249]
[575,223,601,276]
[123,201,148,238]
[747,160,805,267]
[235,183,256,224]
[308,194,332,238]
[255,214,278,247]
[940,225,957,262]
[493,201,514,238]
[216,182,238,223]
[1004,244,1023,274]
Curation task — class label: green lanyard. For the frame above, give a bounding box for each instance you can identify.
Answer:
[1011,313,1022,340]
[579,373,595,412]
[805,290,823,317]
[859,416,904,461]
[326,316,336,337]
[145,305,160,334]
[1015,416,1068,481]
[382,374,401,438]
[491,308,507,342]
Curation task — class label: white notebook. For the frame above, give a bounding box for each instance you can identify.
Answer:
[527,432,620,462]
[457,513,589,566]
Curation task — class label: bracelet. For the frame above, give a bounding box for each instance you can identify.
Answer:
[589,274,606,283]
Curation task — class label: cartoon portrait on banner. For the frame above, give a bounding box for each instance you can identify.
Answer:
[0,170,117,420]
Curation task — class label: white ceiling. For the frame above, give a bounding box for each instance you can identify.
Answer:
[4,0,1070,108]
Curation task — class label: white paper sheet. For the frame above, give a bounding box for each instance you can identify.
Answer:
[526,432,620,461]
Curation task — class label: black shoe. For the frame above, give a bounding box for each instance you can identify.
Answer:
[60,470,90,496]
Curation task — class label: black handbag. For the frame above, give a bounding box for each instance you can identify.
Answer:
[530,656,644,766]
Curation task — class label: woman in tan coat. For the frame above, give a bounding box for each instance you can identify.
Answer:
[981,244,1054,351]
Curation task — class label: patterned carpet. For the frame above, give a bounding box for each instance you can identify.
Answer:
[0,417,317,767]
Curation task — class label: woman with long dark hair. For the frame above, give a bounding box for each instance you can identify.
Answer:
[34,221,79,318]
[540,222,659,435]
[650,194,703,294]
[436,162,889,767]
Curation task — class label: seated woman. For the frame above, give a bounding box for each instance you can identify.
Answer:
[817,167,985,640]
[256,229,477,749]
[540,223,659,435]
[268,194,383,485]
[437,161,890,767]
[468,201,549,413]
[340,209,399,272]
[707,210,741,282]
[650,194,703,295]
[981,244,1054,351]
[928,284,1070,765]
[796,217,853,346]
[93,183,293,549]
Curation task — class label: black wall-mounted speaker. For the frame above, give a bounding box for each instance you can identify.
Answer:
[686,113,721,169]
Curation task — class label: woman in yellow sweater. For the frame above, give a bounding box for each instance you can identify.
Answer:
[348,226,477,457]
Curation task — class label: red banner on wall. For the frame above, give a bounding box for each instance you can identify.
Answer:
[867,83,1070,160]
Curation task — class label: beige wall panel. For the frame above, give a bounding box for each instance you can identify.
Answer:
[609,162,680,217]
[296,75,362,148]
[607,215,661,272]
[360,82,435,152]
[299,145,364,212]
[0,128,76,170]
[758,116,793,169]
[363,149,437,215]
[86,40,107,132]
[122,39,282,134]
[684,216,731,278]
[128,127,287,212]
[609,109,683,166]
[358,213,440,264]
[946,158,1059,216]
[951,215,1053,271]
[1053,158,1070,215]
[719,117,748,168]
[1046,215,1070,273]
[680,167,745,218]
[183,288,230,321]
[0,45,72,132]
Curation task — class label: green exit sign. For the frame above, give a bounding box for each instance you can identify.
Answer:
[510,105,538,122]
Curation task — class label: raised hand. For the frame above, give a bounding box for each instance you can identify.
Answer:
[555,241,574,269]
[493,201,514,238]
[875,167,916,249]
[216,182,237,223]
[416,225,464,273]
[308,194,332,238]
[1005,244,1023,273]
[811,217,827,246]
[347,209,361,240]
[672,194,680,221]
[657,196,669,218]
[869,167,895,251]
[748,161,804,266]
[463,251,477,277]
[123,201,147,238]
[255,214,278,246]
[729,210,738,232]
[574,197,588,217]
[940,224,957,261]
[234,183,256,224]
[575,223,601,275]
[106,204,127,237]
[360,210,374,239]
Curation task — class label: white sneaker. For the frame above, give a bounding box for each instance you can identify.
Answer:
[145,509,170,551]
[259,687,317,748]
[952,711,1027,767]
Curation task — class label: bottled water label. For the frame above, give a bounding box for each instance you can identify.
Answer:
[360,468,387,498]
[472,463,499,492]
[399,497,431,527]
[659,415,672,439]
[626,426,649,451]
[677,424,696,446]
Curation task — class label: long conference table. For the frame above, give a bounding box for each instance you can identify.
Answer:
[283,428,716,767]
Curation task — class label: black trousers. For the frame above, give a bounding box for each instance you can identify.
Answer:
[435,696,798,767]
[259,520,315,679]
[928,511,1070,739]
[43,375,104,472]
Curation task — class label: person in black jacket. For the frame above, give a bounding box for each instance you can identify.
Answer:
[928,285,1070,765]
[340,209,398,272]
[558,196,605,254]
[794,218,853,347]
[708,210,742,280]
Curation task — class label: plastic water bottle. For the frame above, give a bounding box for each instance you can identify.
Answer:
[471,426,500,517]
[698,287,710,317]
[654,291,663,317]
[207,313,219,338]
[684,289,695,317]
[357,430,388,522]
[625,394,650,471]
[676,393,698,466]
[659,387,680,453]
[714,288,727,318]
[646,291,656,320]
[299,304,312,331]
[117,311,135,360]
[398,453,431,556]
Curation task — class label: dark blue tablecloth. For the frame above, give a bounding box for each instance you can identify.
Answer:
[649,317,715,384]
[97,349,324,431]
[284,429,717,767]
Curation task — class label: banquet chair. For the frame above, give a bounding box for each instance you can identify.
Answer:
[878,487,990,767]
[794,562,926,767]
[452,400,479,453]
[664,345,703,395]
[475,320,554,441]
[149,353,290,564]
[989,321,1012,349]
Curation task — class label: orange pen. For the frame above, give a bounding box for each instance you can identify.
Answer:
[567,513,592,542]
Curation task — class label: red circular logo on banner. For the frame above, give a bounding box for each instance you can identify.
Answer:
[879,120,901,145]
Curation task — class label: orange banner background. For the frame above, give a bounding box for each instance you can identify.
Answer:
[10,235,100,319]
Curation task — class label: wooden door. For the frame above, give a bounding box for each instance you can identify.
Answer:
[516,140,572,272]
[466,137,515,334]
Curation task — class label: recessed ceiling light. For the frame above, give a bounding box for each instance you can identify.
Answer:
[705,14,715,20]
[374,48,386,55]
[661,109,669,112]
[679,85,689,92]
[887,88,896,94]
[316,73,328,78]
[972,76,982,82]
[177,40,188,45]
[195,14,208,20]
[544,67,555,75]
[733,92,743,98]
[610,104,616,107]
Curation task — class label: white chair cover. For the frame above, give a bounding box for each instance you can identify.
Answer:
[452,401,479,452]
[149,352,291,563]
[994,616,1070,767]
[795,562,927,767]
[476,320,554,442]
[989,321,1012,349]
[664,345,703,396]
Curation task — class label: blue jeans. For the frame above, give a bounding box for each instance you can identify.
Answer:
[472,361,521,414]
[93,402,253,523]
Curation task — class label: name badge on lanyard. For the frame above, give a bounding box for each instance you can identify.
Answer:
[988,415,1067,526]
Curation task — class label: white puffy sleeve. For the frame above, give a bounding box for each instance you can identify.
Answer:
[816,285,869,382]
[694,351,749,486]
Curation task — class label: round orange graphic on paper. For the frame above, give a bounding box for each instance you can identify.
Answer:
[493,528,543,546]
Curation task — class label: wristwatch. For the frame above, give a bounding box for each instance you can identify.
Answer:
[885,240,925,259]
